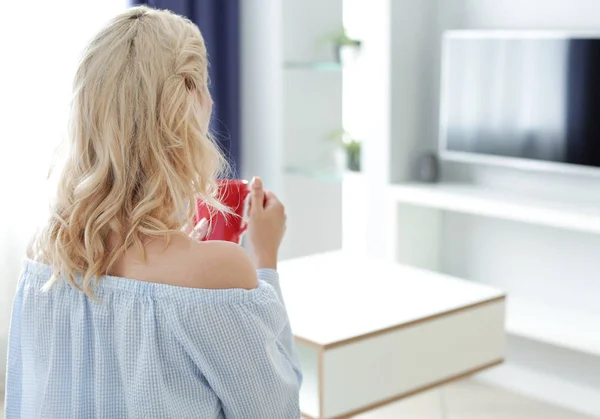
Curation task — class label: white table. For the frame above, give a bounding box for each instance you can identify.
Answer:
[278,252,506,419]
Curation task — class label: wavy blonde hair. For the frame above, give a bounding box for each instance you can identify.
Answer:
[34,6,228,296]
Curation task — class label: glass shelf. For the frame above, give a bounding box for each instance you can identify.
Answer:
[283,165,344,182]
[283,61,343,72]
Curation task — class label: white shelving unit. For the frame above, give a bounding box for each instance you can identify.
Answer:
[387,182,600,358]
[241,0,344,261]
[507,297,600,357]
[278,0,344,261]
[388,182,600,235]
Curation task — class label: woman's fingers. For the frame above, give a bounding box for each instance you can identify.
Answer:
[249,177,265,216]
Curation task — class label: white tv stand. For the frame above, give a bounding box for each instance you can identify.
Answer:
[388,182,600,235]
[387,182,600,356]
[385,181,600,417]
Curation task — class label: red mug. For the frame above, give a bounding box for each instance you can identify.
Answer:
[195,179,250,243]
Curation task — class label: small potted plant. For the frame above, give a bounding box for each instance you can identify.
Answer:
[345,137,361,172]
[324,28,362,63]
[327,129,361,172]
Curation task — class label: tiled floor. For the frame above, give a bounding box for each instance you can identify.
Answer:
[355,379,595,419]
[0,378,595,419]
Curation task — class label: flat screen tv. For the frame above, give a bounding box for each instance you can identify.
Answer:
[439,31,600,175]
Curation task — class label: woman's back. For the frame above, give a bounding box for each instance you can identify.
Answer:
[7,258,301,418]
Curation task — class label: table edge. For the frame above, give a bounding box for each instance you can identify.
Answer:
[294,294,506,350]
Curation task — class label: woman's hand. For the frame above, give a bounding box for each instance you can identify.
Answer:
[246,177,286,270]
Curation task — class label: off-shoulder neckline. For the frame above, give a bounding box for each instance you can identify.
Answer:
[21,258,275,305]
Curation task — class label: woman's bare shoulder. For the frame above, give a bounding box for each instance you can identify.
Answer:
[122,234,256,290]
[184,240,258,290]
[110,233,257,290]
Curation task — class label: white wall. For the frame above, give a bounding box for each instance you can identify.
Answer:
[360,0,446,257]
[240,0,284,195]
[455,0,600,29]
[0,0,128,392]
[357,0,392,257]
[435,0,600,318]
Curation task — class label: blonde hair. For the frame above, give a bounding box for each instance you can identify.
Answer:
[34,6,228,296]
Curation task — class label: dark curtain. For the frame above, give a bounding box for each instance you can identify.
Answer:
[565,40,600,167]
[134,0,241,175]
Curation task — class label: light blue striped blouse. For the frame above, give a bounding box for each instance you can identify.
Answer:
[5,259,302,418]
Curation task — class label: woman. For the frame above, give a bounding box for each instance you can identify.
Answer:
[5,6,301,419]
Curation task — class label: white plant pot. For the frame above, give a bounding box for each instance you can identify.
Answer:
[333,147,347,176]
[338,45,360,65]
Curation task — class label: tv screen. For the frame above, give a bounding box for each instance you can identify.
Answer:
[440,32,600,172]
